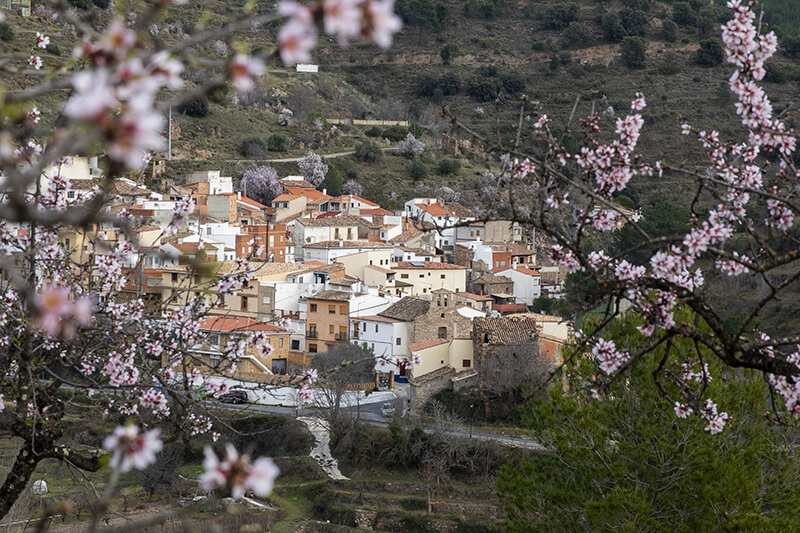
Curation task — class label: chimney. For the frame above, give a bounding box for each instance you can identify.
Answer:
[237,192,241,200]
[339,240,343,248]
[323,188,327,195]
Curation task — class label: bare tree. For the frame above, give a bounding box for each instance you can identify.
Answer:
[310,344,375,435]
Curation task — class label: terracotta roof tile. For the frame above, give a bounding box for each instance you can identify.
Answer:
[409,338,449,352]
[378,297,430,321]
[473,316,538,344]
[394,261,465,270]
[199,316,287,333]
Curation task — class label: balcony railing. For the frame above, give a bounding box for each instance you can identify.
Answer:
[306,330,318,339]
[335,332,349,341]
[492,302,527,314]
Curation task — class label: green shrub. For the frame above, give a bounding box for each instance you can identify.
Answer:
[439,72,461,96]
[658,62,680,75]
[438,158,462,175]
[382,125,408,142]
[500,73,525,94]
[416,75,440,98]
[400,498,428,511]
[305,110,328,129]
[92,0,110,8]
[67,0,91,9]
[354,139,383,162]
[620,36,646,69]
[47,43,61,56]
[407,157,428,181]
[408,122,424,137]
[365,126,382,137]
[696,38,724,67]
[467,77,501,102]
[0,23,14,43]
[531,40,551,52]
[238,137,266,158]
[267,133,289,152]
[177,95,209,117]
[544,2,579,29]
[440,43,459,65]
[672,2,696,26]
[662,19,678,42]
[563,21,592,47]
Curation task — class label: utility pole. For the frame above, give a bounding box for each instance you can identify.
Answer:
[168,106,172,161]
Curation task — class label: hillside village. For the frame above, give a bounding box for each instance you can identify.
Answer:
[46,156,574,408]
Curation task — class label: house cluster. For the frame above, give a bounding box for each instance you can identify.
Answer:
[33,158,572,405]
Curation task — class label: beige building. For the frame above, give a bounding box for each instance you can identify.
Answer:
[389,261,467,297]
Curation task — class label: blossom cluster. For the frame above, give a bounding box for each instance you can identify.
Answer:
[201,444,280,499]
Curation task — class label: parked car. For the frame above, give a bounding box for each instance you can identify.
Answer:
[381,402,396,418]
[220,391,249,404]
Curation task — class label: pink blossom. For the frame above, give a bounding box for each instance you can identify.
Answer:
[201,444,279,499]
[297,384,313,403]
[681,123,692,135]
[28,55,43,70]
[103,425,163,472]
[229,54,265,93]
[322,0,363,44]
[303,368,318,384]
[592,338,630,374]
[278,18,317,65]
[36,32,50,49]
[362,0,403,48]
[630,92,646,111]
[411,352,422,366]
[674,402,692,418]
[34,287,93,338]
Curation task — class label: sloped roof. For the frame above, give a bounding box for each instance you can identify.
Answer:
[365,264,396,274]
[285,187,329,200]
[198,316,287,333]
[296,215,365,227]
[513,266,541,277]
[355,314,402,324]
[485,242,535,256]
[473,316,538,344]
[446,202,476,219]
[307,290,352,302]
[455,291,493,301]
[378,297,431,321]
[394,261,465,270]
[361,208,393,216]
[472,273,512,284]
[409,338,449,352]
[389,227,425,243]
[415,203,452,217]
[281,179,316,189]
[272,194,302,203]
[305,240,392,249]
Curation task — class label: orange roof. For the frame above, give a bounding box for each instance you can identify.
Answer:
[273,194,301,203]
[394,261,465,270]
[514,266,541,276]
[455,291,493,301]
[351,195,379,207]
[361,208,393,216]
[415,203,451,217]
[408,338,449,352]
[198,316,287,333]
[286,187,330,201]
[238,196,268,209]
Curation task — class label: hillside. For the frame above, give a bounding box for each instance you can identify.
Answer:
[2,0,800,211]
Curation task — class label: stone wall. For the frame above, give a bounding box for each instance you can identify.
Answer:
[410,366,455,410]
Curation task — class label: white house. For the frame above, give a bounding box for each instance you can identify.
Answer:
[496,266,542,305]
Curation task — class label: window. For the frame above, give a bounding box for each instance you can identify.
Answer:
[65,238,70,249]
[241,296,249,310]
[308,343,318,353]
[463,359,471,368]
[441,274,446,279]
[272,359,287,375]
[329,325,335,334]
[401,274,409,279]
[437,327,447,339]
[420,274,425,278]
[208,334,220,347]
[339,305,347,314]
[171,273,178,282]
[329,305,336,314]
[67,191,75,199]
[375,324,379,333]
[362,322,366,331]
[310,304,318,312]
[262,296,271,304]
[279,338,284,347]
[396,338,401,346]
[291,339,300,350]
[369,260,373,265]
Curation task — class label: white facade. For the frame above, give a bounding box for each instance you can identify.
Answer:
[304,243,391,264]
[350,317,409,371]
[496,267,542,305]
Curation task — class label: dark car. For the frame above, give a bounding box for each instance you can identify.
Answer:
[220,391,248,404]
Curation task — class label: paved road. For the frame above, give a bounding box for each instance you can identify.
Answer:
[213,400,546,451]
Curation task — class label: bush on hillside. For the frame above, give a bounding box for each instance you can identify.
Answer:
[620,36,646,69]
[407,158,428,181]
[563,22,592,47]
[238,137,267,158]
[440,43,459,65]
[177,95,209,117]
[383,125,408,142]
[438,158,462,175]
[696,38,724,67]
[267,133,289,152]
[439,73,461,96]
[544,2,579,30]
[354,139,383,162]
[365,126,382,137]
[662,20,678,42]
[467,77,502,102]
[0,23,14,43]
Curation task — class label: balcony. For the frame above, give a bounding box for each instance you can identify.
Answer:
[492,302,527,314]
[306,330,318,339]
[352,331,360,340]
[335,332,349,341]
